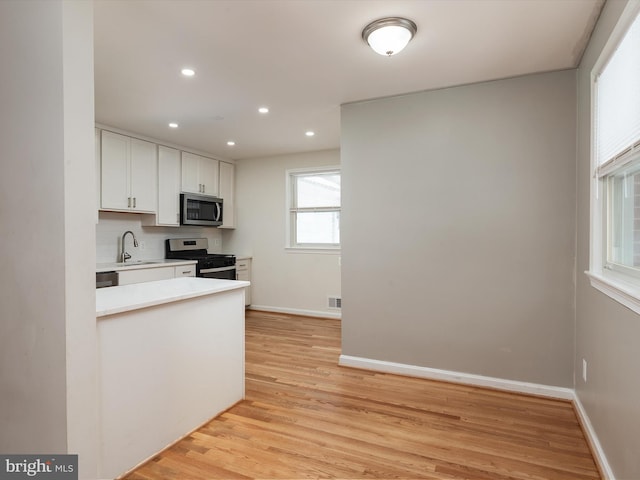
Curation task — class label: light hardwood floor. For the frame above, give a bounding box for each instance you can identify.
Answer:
[124,310,601,480]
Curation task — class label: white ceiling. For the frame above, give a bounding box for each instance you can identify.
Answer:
[93,0,604,161]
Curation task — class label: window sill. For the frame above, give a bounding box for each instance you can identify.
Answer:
[285,247,341,255]
[585,270,640,315]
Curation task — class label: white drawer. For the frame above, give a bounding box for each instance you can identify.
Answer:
[118,267,175,286]
[175,265,196,277]
[236,261,249,271]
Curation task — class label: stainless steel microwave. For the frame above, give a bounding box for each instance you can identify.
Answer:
[180,193,223,227]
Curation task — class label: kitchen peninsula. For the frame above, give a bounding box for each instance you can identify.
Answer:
[96,277,249,479]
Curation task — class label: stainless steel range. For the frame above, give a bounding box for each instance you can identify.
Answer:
[165,238,236,280]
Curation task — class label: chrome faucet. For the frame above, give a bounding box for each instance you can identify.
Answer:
[120,230,139,263]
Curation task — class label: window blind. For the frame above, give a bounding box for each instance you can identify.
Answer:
[596,12,640,176]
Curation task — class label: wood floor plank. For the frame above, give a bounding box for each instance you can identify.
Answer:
[122,310,601,480]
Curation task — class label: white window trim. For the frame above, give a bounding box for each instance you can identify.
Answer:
[284,247,341,255]
[285,165,341,253]
[588,1,640,314]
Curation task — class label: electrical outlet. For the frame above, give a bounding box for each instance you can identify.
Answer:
[139,241,146,251]
[582,359,587,383]
[214,238,220,247]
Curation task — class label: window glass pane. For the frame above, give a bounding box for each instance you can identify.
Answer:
[597,13,640,164]
[296,211,340,244]
[296,173,340,208]
[609,163,640,267]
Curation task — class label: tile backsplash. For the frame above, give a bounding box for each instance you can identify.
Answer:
[96,211,223,263]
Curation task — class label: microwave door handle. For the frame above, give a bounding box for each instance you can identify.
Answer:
[216,203,221,221]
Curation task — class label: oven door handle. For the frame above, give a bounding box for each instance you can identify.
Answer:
[200,266,235,273]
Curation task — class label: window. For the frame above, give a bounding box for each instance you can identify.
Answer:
[589,7,640,311]
[287,167,340,250]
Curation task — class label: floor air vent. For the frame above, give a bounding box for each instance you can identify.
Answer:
[328,296,342,309]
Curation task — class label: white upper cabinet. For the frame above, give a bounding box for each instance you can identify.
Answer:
[218,161,235,228]
[101,131,157,213]
[96,128,236,229]
[181,152,219,196]
[129,139,157,211]
[181,151,199,193]
[101,131,128,210]
[156,146,181,226]
[199,156,219,196]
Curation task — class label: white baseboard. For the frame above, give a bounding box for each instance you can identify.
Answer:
[338,354,614,478]
[248,305,341,319]
[573,394,616,479]
[339,355,574,399]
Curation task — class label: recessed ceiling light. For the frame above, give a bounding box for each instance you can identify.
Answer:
[227,141,236,146]
[305,131,315,137]
[258,107,269,114]
[168,122,179,128]
[181,68,195,77]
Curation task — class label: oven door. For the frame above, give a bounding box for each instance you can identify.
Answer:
[199,266,236,280]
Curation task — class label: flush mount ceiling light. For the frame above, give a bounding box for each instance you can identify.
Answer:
[168,122,179,128]
[362,17,417,56]
[181,68,195,77]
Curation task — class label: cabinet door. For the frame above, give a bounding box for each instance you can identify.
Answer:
[181,152,200,193]
[236,258,251,306]
[219,161,235,228]
[101,131,130,210]
[199,157,219,196]
[129,139,157,212]
[157,146,181,225]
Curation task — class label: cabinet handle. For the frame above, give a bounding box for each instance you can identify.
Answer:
[127,197,131,208]
[182,270,191,275]
[133,197,136,208]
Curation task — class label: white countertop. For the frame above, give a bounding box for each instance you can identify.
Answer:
[96,277,250,317]
[96,259,196,273]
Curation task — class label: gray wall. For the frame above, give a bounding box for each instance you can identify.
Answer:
[341,70,576,387]
[575,1,640,478]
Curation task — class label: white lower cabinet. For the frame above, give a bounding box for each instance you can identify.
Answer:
[175,264,196,277]
[118,267,175,286]
[236,258,251,306]
[117,263,196,286]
